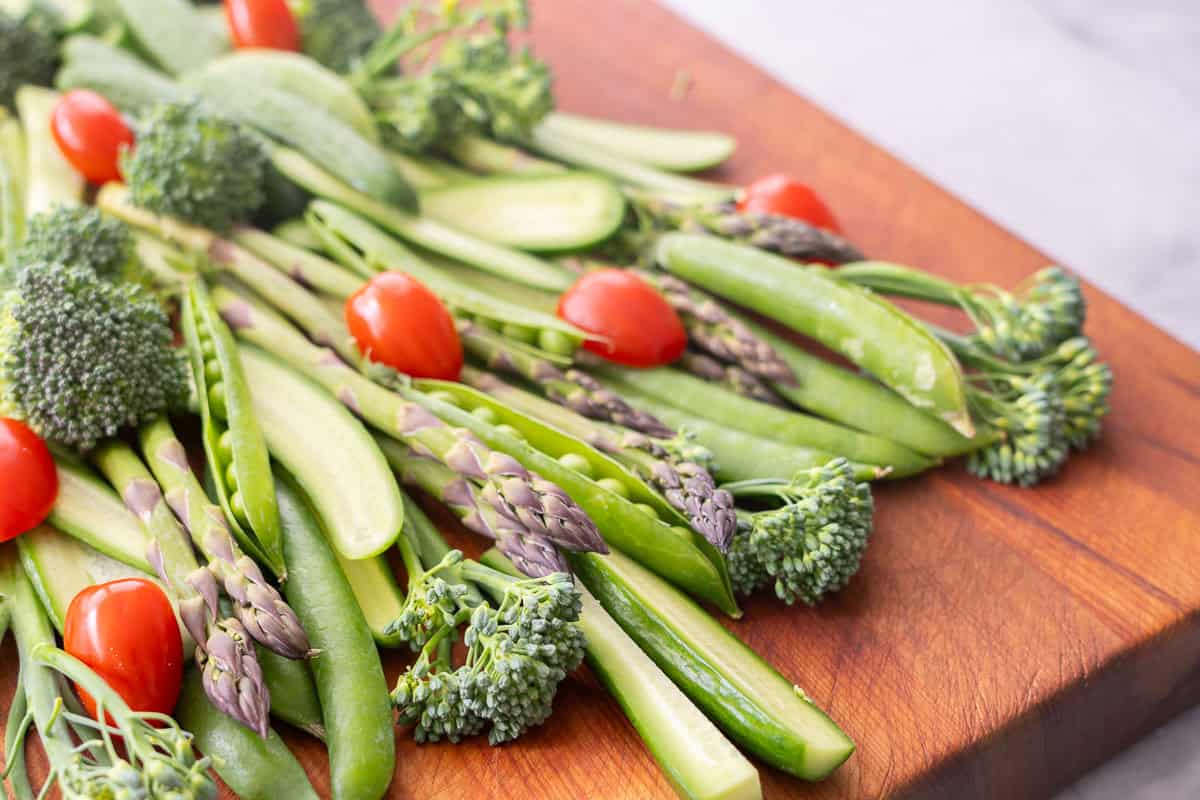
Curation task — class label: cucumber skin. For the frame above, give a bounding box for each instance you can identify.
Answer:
[275,470,395,800]
[574,552,853,780]
[176,668,321,800]
[183,72,417,212]
[539,112,736,173]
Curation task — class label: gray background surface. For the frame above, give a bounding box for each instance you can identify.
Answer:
[657,0,1200,797]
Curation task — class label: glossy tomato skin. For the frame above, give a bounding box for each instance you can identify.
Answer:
[0,419,58,542]
[557,269,687,368]
[64,578,184,719]
[738,173,843,234]
[345,272,464,380]
[224,0,300,51]
[50,90,134,185]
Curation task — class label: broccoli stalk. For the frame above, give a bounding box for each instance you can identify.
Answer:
[386,493,585,745]
[726,458,874,605]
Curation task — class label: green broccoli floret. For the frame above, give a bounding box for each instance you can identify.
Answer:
[727,459,874,605]
[389,555,584,745]
[16,207,141,283]
[0,10,59,109]
[960,267,1086,362]
[385,549,473,649]
[296,0,382,74]
[0,262,188,451]
[121,101,268,233]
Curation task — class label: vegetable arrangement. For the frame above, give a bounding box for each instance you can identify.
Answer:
[0,1,1113,799]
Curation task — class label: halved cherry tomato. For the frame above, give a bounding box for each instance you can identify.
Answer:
[64,578,183,719]
[50,90,134,185]
[0,419,57,542]
[738,173,843,234]
[345,272,463,380]
[224,0,300,51]
[557,269,687,368]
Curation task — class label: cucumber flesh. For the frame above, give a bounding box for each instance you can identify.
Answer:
[576,549,855,781]
[419,173,626,252]
[48,460,152,572]
[239,344,404,560]
[481,548,761,800]
[333,550,405,647]
[16,86,84,216]
[539,112,736,173]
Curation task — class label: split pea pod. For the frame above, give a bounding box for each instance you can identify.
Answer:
[275,469,396,800]
[176,668,320,800]
[655,233,975,437]
[182,279,285,576]
[590,364,935,477]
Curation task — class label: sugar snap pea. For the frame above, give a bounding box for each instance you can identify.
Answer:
[256,649,325,738]
[182,279,286,576]
[656,233,975,437]
[591,364,935,476]
[176,668,320,800]
[275,469,396,800]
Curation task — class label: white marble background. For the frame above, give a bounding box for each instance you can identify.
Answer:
[658,0,1200,797]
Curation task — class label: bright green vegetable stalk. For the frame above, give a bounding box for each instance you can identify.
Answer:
[0,107,26,267]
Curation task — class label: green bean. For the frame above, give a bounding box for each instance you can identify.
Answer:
[744,318,976,457]
[606,392,887,483]
[175,668,320,800]
[591,364,934,476]
[275,469,395,800]
[233,226,363,300]
[182,280,286,575]
[656,233,975,437]
[257,649,325,739]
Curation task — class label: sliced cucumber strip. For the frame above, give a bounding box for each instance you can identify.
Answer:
[333,550,405,647]
[419,173,626,252]
[482,548,762,800]
[576,549,855,781]
[48,460,152,572]
[539,112,736,173]
[16,86,84,216]
[239,344,404,560]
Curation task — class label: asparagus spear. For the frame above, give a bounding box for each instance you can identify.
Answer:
[462,368,737,552]
[209,284,606,558]
[676,351,787,407]
[460,321,676,438]
[138,418,314,660]
[92,441,271,736]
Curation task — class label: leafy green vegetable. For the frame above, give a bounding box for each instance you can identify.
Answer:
[0,10,59,109]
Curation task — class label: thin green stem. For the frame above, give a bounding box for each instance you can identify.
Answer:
[459,561,518,597]
[395,532,425,594]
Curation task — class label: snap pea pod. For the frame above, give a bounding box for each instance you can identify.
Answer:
[744,318,976,458]
[176,668,320,800]
[275,469,396,800]
[597,391,886,483]
[269,146,575,292]
[656,233,975,437]
[211,285,738,615]
[304,199,582,354]
[113,0,227,75]
[256,649,325,738]
[590,364,935,476]
[182,279,286,576]
[232,225,363,300]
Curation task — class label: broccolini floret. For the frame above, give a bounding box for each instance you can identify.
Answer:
[121,101,268,233]
[727,459,874,605]
[296,0,382,74]
[0,262,188,451]
[16,206,141,283]
[0,10,59,109]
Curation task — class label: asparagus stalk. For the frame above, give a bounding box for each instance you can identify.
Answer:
[209,285,606,558]
[92,441,271,736]
[462,368,737,552]
[138,418,314,660]
[676,351,787,407]
[460,321,675,438]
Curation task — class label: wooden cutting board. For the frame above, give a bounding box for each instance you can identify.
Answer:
[5,1,1200,798]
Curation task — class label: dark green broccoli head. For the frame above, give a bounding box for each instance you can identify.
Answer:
[0,262,188,451]
[17,207,142,284]
[298,0,382,74]
[121,101,268,233]
[0,10,59,109]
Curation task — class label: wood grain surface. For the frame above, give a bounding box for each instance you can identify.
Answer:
[5,1,1200,798]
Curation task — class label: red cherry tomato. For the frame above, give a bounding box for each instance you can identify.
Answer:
[224,0,300,51]
[345,272,464,380]
[738,173,843,234]
[64,578,184,719]
[557,269,687,367]
[50,90,134,185]
[0,419,58,542]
